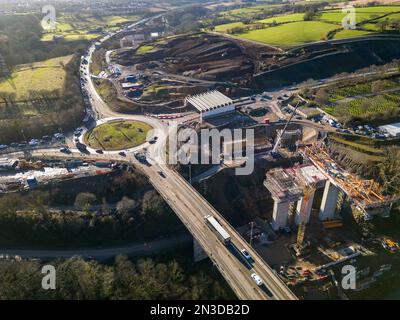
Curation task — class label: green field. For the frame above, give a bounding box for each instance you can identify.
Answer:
[137,45,156,54]
[345,95,398,116]
[258,13,305,24]
[214,22,246,32]
[214,5,400,46]
[236,21,338,46]
[41,14,140,42]
[327,77,400,101]
[333,29,371,39]
[0,55,73,101]
[218,4,282,21]
[84,120,152,151]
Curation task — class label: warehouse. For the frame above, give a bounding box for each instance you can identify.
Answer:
[379,122,400,137]
[185,90,235,122]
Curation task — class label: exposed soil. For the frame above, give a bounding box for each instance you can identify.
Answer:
[113,33,279,87]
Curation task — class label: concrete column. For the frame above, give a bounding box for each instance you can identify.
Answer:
[295,190,315,226]
[319,181,339,221]
[271,200,290,231]
[193,238,208,262]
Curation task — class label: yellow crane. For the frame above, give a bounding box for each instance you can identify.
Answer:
[296,181,316,253]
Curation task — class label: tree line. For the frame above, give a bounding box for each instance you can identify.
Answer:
[0,255,233,300]
[0,171,183,247]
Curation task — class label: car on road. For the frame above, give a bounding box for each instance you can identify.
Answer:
[95,149,103,154]
[158,171,166,178]
[240,249,252,261]
[59,147,71,154]
[118,151,126,157]
[0,144,7,150]
[251,273,264,286]
[76,142,87,152]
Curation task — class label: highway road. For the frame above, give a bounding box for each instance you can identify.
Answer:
[16,140,297,300]
[82,15,298,300]
[141,154,298,300]
[0,13,298,300]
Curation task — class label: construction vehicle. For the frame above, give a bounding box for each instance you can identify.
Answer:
[295,180,316,255]
[17,159,44,170]
[382,239,398,253]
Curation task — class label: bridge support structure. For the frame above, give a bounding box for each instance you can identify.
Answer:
[319,181,339,221]
[193,237,208,262]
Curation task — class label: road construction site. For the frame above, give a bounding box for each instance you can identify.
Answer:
[1,12,399,300]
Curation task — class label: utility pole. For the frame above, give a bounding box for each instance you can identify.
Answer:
[189,161,192,185]
[249,221,254,247]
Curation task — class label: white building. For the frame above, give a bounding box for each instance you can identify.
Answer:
[0,158,18,171]
[185,90,235,122]
[379,122,400,137]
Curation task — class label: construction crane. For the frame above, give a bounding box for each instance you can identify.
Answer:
[272,100,301,156]
[296,181,316,254]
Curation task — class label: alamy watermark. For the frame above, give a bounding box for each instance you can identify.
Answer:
[41,5,56,31]
[342,5,356,30]
[341,265,356,290]
[41,265,56,290]
[149,124,255,175]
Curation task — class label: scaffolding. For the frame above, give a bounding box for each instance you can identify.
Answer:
[301,142,399,217]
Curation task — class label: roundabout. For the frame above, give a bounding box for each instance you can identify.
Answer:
[84,119,152,151]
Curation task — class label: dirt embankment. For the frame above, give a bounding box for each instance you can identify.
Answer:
[254,38,400,88]
[113,33,279,87]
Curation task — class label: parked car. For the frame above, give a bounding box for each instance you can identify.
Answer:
[28,139,39,146]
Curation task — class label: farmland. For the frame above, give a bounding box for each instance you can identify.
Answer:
[213,4,400,46]
[311,75,400,125]
[0,55,72,101]
[234,21,339,46]
[0,54,83,144]
[218,4,282,22]
[41,13,141,42]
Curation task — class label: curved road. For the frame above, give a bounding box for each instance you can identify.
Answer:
[1,15,298,300]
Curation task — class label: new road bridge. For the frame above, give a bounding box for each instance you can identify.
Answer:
[83,12,297,300]
[13,145,297,300]
[1,12,297,300]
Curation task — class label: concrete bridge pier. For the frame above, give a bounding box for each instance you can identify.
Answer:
[295,190,315,225]
[319,181,339,221]
[271,200,290,231]
[193,237,208,262]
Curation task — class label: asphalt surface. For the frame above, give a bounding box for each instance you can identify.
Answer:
[0,234,191,260]
[1,15,298,300]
